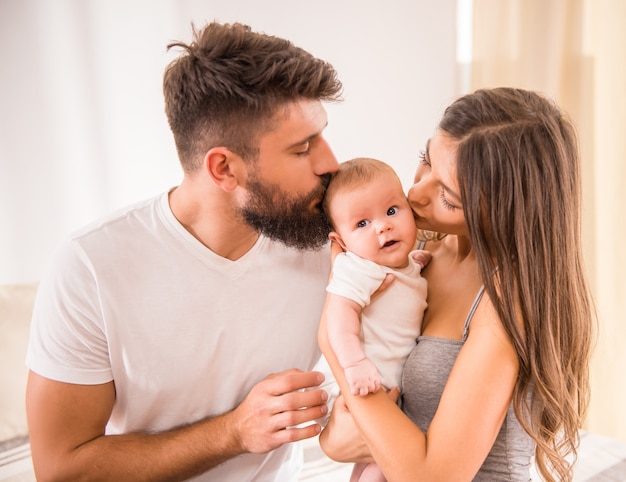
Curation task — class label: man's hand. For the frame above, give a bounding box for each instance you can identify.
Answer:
[27,368,328,481]
[232,369,328,453]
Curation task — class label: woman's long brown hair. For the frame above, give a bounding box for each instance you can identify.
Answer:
[439,88,595,481]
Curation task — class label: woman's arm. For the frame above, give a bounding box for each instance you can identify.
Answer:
[318,304,407,466]
[319,292,519,481]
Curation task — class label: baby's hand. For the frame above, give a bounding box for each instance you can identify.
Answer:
[410,249,432,269]
[344,359,381,396]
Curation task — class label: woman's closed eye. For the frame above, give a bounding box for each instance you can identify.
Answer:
[439,189,459,210]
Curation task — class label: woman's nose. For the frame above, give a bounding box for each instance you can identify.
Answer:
[406,182,421,206]
[408,181,428,208]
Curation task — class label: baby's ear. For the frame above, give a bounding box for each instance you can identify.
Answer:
[328,231,347,250]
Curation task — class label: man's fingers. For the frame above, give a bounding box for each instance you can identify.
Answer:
[275,422,323,445]
[280,403,328,430]
[265,369,325,396]
[288,387,328,409]
[234,369,330,454]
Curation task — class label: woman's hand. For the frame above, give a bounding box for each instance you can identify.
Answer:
[319,394,371,463]
[319,388,400,463]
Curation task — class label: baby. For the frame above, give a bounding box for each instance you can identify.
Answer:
[322,157,430,482]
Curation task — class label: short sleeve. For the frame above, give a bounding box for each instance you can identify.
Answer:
[326,252,387,308]
[26,239,112,384]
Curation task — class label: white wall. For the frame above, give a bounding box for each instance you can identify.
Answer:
[0,0,457,284]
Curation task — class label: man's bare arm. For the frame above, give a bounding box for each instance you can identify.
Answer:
[26,369,328,482]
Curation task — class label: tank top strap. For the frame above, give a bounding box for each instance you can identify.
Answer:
[417,237,485,341]
[462,285,485,341]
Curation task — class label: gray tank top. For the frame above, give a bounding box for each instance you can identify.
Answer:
[401,285,535,481]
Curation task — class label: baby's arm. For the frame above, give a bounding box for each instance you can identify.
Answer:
[325,293,381,396]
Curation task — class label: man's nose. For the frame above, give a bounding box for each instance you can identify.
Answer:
[312,137,339,175]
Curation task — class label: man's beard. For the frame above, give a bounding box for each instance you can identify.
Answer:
[239,174,332,251]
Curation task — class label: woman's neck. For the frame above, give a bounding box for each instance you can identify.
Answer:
[449,235,474,263]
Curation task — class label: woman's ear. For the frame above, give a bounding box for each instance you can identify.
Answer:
[204,147,241,192]
[328,231,347,251]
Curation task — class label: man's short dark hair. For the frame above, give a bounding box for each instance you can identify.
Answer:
[163,22,343,171]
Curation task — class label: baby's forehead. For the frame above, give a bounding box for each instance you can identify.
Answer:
[349,172,403,194]
[326,168,403,210]
[333,177,406,207]
[342,169,399,189]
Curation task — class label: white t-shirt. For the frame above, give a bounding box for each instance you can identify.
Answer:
[326,251,427,389]
[26,191,332,481]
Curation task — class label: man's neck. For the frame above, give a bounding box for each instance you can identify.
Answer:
[168,180,259,261]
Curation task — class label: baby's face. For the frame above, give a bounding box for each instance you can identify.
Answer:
[330,175,417,269]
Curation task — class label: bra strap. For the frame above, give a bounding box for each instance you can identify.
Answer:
[462,286,485,341]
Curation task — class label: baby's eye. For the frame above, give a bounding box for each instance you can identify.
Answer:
[357,220,369,228]
[387,206,398,216]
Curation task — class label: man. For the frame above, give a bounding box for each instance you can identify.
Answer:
[26,21,342,481]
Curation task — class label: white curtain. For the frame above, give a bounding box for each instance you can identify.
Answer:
[469,0,626,444]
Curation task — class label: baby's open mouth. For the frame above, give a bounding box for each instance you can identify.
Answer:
[382,240,397,248]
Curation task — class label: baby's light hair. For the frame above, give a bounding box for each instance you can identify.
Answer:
[323,157,401,228]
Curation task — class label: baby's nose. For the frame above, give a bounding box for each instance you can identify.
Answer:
[376,220,393,233]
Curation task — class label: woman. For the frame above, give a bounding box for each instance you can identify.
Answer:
[319,87,595,481]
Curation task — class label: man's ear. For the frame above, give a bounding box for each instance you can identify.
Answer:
[204,147,241,192]
[328,231,347,251]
